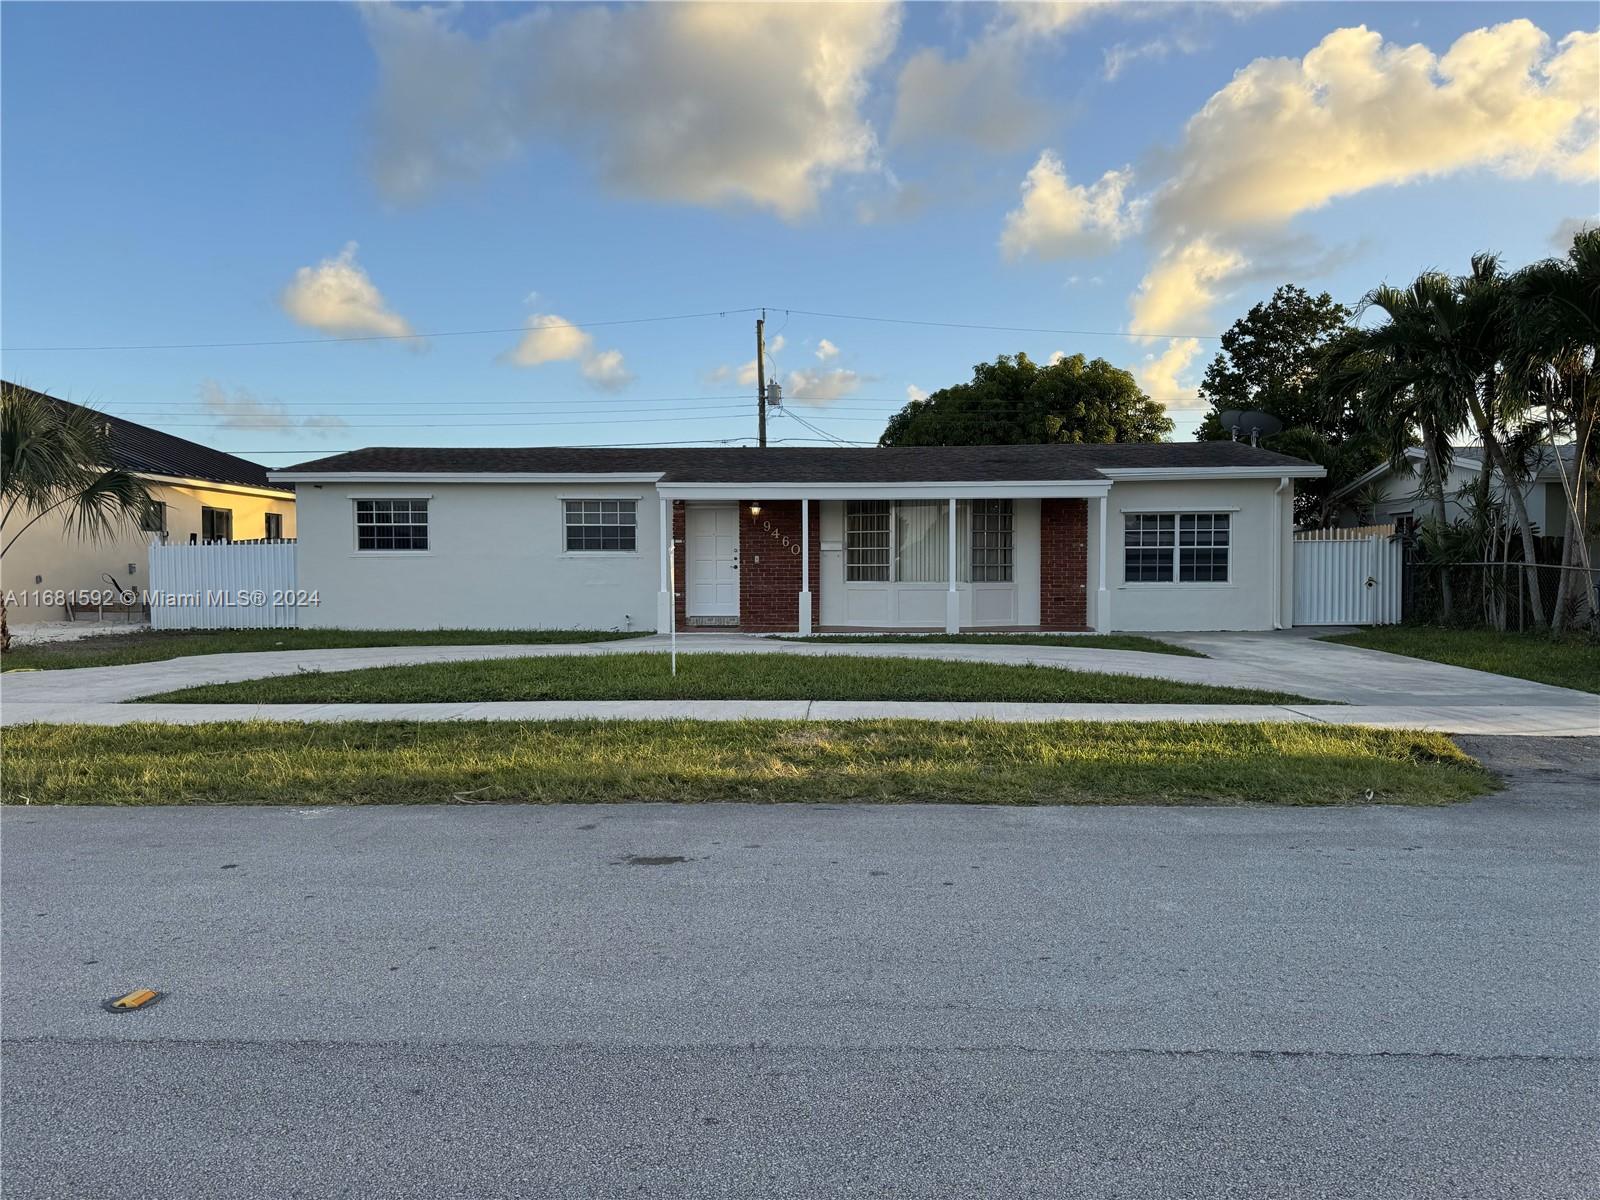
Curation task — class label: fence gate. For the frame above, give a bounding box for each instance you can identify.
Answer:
[146,539,299,630]
[1293,527,1402,626]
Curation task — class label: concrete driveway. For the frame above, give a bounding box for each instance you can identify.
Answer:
[3,629,1594,734]
[3,736,1595,1199]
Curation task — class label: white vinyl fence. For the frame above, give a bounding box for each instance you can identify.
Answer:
[1293,527,1402,626]
[147,540,300,630]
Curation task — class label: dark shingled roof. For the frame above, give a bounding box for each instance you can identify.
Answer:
[7,383,290,493]
[275,442,1316,483]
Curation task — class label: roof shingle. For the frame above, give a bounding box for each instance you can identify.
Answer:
[273,442,1316,484]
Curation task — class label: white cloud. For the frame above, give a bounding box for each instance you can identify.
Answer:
[1000,152,1140,260]
[888,3,1105,151]
[505,313,631,389]
[363,2,900,219]
[580,348,635,392]
[906,384,929,403]
[280,243,414,340]
[1153,21,1600,234]
[890,41,1045,152]
[198,380,348,434]
[1130,338,1205,408]
[815,338,840,362]
[786,368,865,406]
[707,335,786,388]
[1552,215,1597,249]
[1128,238,1248,337]
[1047,350,1068,365]
[506,314,592,367]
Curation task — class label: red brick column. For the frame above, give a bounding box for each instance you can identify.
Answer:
[1039,498,1089,630]
[738,500,820,632]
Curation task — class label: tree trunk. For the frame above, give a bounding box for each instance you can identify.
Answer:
[0,596,10,655]
[1481,433,1548,628]
[1425,435,1454,621]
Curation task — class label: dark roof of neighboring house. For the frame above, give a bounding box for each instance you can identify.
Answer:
[5,383,291,493]
[273,442,1317,483]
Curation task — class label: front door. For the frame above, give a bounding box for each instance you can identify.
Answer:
[686,505,739,618]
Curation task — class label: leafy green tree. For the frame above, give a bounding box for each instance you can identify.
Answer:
[1,383,155,651]
[879,352,1172,447]
[1196,285,1352,437]
[1196,285,1384,525]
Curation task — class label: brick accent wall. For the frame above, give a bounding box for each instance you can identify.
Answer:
[738,500,821,633]
[1039,498,1090,630]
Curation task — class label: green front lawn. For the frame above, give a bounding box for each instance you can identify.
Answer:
[0,627,649,672]
[1321,627,1600,694]
[138,651,1320,706]
[2,720,1490,807]
[777,633,1202,657]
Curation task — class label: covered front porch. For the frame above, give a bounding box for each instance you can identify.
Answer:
[654,481,1114,635]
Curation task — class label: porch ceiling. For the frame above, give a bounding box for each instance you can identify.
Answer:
[657,480,1113,501]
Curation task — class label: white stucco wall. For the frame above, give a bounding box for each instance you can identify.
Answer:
[294,482,659,631]
[1090,478,1294,633]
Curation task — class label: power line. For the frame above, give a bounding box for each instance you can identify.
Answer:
[1,307,762,353]
[768,306,1222,342]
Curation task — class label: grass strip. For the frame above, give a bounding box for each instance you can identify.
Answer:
[0,628,648,672]
[1321,627,1600,695]
[2,720,1491,807]
[137,651,1320,705]
[776,633,1202,657]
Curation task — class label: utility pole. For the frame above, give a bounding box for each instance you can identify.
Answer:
[755,310,768,448]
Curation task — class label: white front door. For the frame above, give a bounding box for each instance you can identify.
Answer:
[686,505,739,617]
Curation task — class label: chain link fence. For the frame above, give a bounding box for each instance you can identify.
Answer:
[1401,541,1599,636]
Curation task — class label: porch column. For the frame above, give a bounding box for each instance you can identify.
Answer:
[1095,492,1111,633]
[656,496,673,634]
[945,498,960,633]
[798,498,813,635]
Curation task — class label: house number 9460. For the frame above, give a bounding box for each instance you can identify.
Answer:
[758,518,803,555]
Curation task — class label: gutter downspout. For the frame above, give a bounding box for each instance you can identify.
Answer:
[1274,476,1290,630]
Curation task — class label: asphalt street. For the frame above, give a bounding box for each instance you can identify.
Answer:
[3,735,1596,1199]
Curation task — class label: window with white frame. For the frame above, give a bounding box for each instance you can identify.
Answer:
[1124,512,1229,583]
[845,500,1012,584]
[564,499,637,552]
[355,498,428,551]
[970,500,1013,582]
[845,501,891,581]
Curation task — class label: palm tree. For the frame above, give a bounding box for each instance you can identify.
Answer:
[1332,275,1469,620]
[1508,229,1599,632]
[1,383,155,651]
[1448,254,1546,625]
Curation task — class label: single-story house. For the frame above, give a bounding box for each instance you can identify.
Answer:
[2,384,296,624]
[270,443,1323,634]
[1331,443,1588,543]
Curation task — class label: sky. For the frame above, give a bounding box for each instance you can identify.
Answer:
[3,1,1597,463]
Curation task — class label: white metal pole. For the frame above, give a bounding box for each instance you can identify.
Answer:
[799,499,812,635]
[670,533,677,677]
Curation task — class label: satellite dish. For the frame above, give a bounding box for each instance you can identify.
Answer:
[1219,409,1283,446]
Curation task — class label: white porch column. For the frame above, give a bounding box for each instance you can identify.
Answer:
[1095,492,1111,633]
[945,498,960,633]
[656,496,673,634]
[798,499,813,635]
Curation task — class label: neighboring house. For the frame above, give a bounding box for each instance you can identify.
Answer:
[1330,444,1588,543]
[270,443,1322,634]
[1,385,296,625]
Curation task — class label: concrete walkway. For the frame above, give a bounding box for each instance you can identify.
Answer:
[2,630,1593,735]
